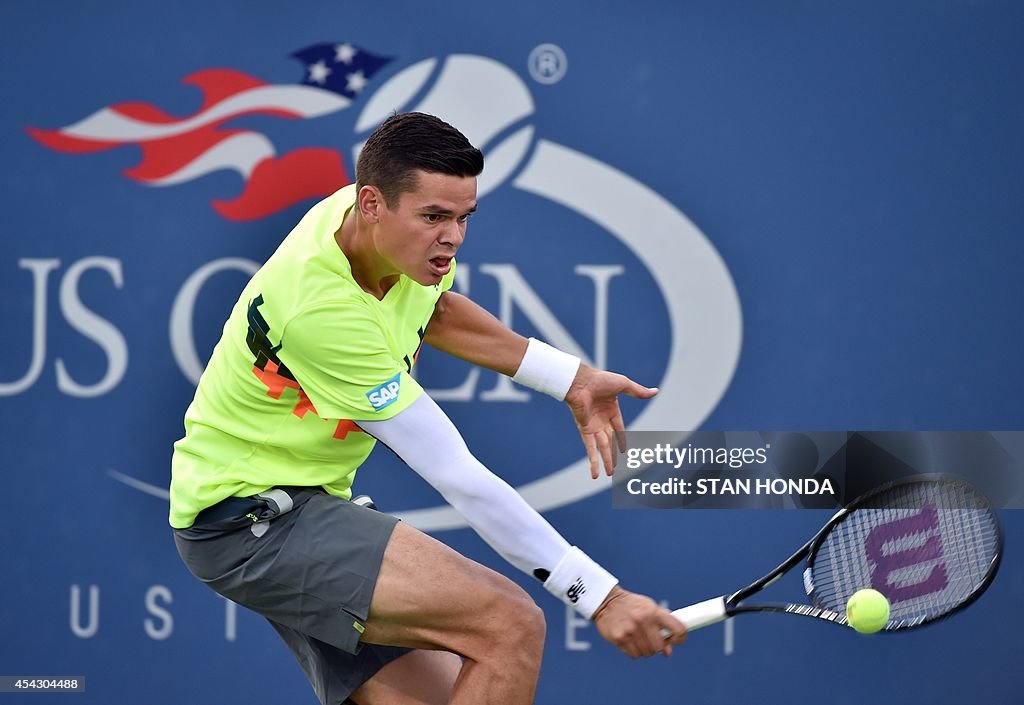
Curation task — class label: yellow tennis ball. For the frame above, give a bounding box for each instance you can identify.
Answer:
[846,589,891,634]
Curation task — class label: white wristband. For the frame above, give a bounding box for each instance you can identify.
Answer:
[543,546,618,619]
[512,338,581,401]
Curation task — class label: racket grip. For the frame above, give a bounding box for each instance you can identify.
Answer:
[668,596,728,632]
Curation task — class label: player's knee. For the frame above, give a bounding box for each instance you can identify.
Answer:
[486,584,546,659]
[497,599,545,678]
[517,599,546,656]
[457,575,543,656]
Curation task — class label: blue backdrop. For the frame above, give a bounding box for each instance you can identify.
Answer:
[2,1,1022,703]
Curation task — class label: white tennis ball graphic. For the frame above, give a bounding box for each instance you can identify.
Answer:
[354,55,536,197]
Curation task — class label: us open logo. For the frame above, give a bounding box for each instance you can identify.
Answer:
[32,43,741,528]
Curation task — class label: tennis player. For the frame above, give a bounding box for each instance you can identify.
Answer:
[170,112,686,705]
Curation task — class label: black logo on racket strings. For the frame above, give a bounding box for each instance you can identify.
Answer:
[566,578,587,603]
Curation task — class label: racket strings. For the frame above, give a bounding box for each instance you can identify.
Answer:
[809,480,999,628]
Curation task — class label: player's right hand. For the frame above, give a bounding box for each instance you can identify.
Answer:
[592,586,687,658]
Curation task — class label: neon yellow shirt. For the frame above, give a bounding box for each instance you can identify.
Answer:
[169,185,455,528]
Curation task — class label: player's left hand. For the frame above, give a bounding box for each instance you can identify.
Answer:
[564,364,658,478]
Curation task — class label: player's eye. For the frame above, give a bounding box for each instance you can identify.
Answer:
[423,213,443,224]
[457,213,473,224]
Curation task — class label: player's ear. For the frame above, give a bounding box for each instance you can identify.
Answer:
[357,185,384,223]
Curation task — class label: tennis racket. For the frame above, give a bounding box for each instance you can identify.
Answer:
[667,475,1002,634]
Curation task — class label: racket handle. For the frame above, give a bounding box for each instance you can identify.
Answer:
[669,596,728,632]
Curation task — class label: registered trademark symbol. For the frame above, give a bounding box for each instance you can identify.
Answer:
[528,43,568,84]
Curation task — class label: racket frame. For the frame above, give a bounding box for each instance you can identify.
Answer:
[671,474,1003,632]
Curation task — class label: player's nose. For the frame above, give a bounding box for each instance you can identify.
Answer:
[438,220,464,248]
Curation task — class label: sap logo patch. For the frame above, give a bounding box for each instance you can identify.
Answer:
[366,373,402,411]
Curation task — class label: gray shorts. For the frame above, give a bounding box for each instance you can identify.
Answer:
[174,487,409,704]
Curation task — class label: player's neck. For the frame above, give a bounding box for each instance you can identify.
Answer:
[335,212,399,300]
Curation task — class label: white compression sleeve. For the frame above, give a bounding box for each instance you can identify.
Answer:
[358,394,617,617]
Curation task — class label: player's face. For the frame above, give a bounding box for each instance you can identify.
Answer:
[376,170,477,286]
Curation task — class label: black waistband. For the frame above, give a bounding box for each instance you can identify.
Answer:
[179,486,325,537]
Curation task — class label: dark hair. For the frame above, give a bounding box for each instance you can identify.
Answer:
[356,112,484,207]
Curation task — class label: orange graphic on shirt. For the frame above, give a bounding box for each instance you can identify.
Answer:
[252,359,300,399]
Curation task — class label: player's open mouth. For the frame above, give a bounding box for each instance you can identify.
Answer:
[429,257,452,275]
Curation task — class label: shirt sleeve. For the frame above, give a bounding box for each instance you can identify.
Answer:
[277,301,423,421]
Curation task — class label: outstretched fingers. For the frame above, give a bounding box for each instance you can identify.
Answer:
[582,432,601,479]
[621,378,659,400]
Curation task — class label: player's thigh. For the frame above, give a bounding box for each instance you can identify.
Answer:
[349,649,460,705]
[360,521,544,654]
